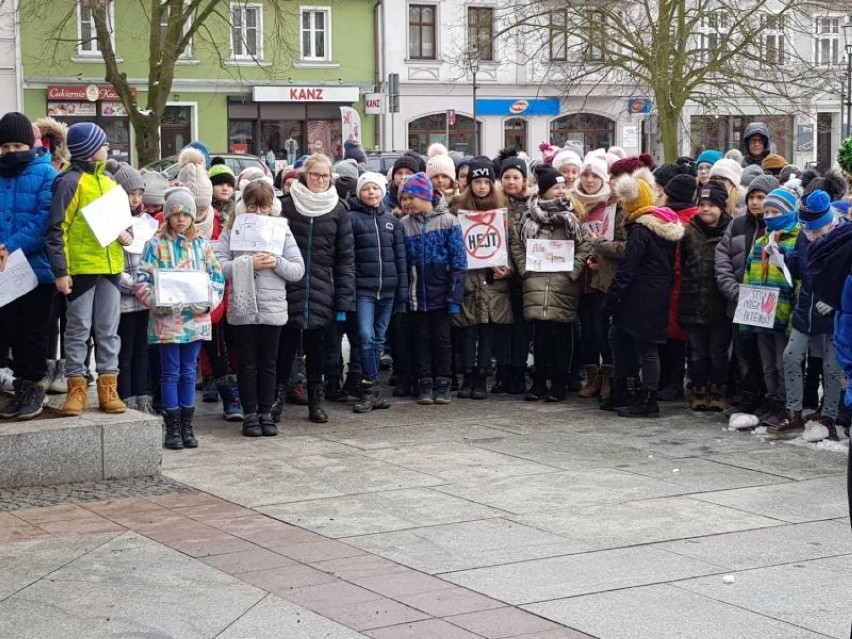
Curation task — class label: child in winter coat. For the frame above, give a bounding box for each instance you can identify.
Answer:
[451,158,512,400]
[209,162,236,224]
[112,161,159,414]
[215,180,304,437]
[603,168,685,418]
[678,181,732,411]
[510,166,591,402]
[399,172,467,404]
[135,187,225,450]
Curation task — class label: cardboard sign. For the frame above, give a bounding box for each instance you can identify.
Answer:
[81,185,132,247]
[733,284,779,329]
[525,239,574,272]
[155,270,211,307]
[230,214,288,254]
[457,209,508,269]
[0,249,38,308]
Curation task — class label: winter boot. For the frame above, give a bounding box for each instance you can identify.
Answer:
[707,385,730,412]
[48,359,68,395]
[0,378,22,419]
[179,406,198,448]
[618,387,660,418]
[201,376,218,403]
[308,383,328,423]
[600,377,632,411]
[325,378,347,403]
[690,387,708,411]
[599,365,613,400]
[416,378,434,405]
[354,380,388,413]
[508,366,527,395]
[393,376,412,397]
[457,370,474,399]
[96,374,126,414]
[760,401,787,428]
[450,374,460,392]
[259,412,278,437]
[341,372,363,400]
[578,365,601,398]
[242,412,262,437]
[545,377,567,402]
[216,375,244,422]
[566,371,583,393]
[136,395,158,415]
[525,378,548,401]
[766,410,805,438]
[286,381,309,405]
[490,365,510,394]
[434,376,452,405]
[60,376,89,417]
[471,369,488,400]
[656,383,684,402]
[270,383,287,423]
[163,408,183,449]
[16,379,47,421]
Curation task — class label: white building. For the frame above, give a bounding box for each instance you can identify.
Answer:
[375,1,850,171]
[0,0,22,115]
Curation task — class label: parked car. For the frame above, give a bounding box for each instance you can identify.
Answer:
[143,153,272,180]
[365,152,430,175]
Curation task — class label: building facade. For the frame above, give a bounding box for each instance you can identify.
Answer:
[0,0,22,115]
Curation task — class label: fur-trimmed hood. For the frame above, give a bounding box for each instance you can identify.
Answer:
[34,116,69,165]
[635,212,685,242]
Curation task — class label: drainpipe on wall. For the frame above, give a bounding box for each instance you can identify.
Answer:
[13,0,23,111]
[373,0,384,151]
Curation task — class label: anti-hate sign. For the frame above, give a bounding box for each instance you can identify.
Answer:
[733,284,779,329]
[457,209,508,269]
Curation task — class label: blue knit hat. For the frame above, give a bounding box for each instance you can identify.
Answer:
[66,122,107,160]
[763,187,799,216]
[799,189,835,231]
[293,154,310,169]
[399,172,434,202]
[696,149,724,166]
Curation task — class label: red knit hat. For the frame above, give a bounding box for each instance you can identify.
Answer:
[609,153,655,179]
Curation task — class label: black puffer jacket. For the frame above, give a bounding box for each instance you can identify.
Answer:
[345,192,409,312]
[678,215,731,326]
[282,194,355,329]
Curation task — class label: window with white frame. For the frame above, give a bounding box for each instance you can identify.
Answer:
[468,7,494,61]
[549,10,567,62]
[586,10,607,62]
[699,10,727,62]
[159,4,193,58]
[408,4,436,60]
[301,7,330,61]
[760,13,785,65]
[77,2,114,56]
[231,3,262,59]
[815,16,841,66]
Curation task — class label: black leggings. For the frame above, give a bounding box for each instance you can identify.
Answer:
[117,310,150,398]
[278,325,326,386]
[579,292,611,366]
[234,324,282,414]
[532,320,573,383]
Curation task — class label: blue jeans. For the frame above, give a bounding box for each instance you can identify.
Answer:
[357,296,394,382]
[160,341,203,409]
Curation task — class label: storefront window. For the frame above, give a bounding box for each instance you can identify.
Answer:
[549,113,614,154]
[407,113,481,155]
[690,114,793,160]
[504,118,527,152]
[229,120,255,155]
[47,101,130,163]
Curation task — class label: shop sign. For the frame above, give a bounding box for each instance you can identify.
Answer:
[102,103,128,117]
[364,93,385,115]
[474,98,560,116]
[46,85,131,102]
[627,98,653,114]
[253,86,360,103]
[47,102,96,117]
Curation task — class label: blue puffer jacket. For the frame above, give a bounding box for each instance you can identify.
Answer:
[0,149,57,284]
[345,193,409,312]
[399,198,467,312]
[790,232,833,335]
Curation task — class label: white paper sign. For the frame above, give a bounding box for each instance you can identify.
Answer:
[0,249,38,308]
[457,209,508,269]
[155,270,211,306]
[525,239,575,272]
[124,217,158,254]
[230,214,288,254]
[81,185,133,248]
[733,284,779,328]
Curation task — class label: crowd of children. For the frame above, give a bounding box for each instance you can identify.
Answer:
[3,111,852,449]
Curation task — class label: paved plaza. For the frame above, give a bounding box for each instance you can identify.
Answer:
[1,394,850,638]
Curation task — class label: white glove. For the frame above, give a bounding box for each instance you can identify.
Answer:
[816,301,834,316]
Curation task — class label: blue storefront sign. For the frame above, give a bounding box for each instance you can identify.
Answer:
[475,98,561,116]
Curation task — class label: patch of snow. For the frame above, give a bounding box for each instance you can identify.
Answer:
[753,426,768,436]
[136,108,153,116]
[723,575,735,584]
[672,468,680,473]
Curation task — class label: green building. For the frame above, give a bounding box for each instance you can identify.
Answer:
[19,1,377,166]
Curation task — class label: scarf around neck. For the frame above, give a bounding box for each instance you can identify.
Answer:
[194,206,215,240]
[0,150,36,177]
[289,181,340,217]
[520,196,582,241]
[571,183,611,213]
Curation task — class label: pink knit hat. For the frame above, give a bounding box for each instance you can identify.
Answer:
[580,155,608,183]
[426,153,456,180]
[708,158,743,186]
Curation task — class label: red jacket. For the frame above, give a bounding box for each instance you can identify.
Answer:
[667,205,698,341]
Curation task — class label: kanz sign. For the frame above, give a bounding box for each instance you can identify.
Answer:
[253,86,360,103]
[364,93,385,115]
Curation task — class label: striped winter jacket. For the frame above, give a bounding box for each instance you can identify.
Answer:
[742,225,800,334]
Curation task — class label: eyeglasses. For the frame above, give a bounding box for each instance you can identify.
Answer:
[246,205,272,213]
[307,172,331,181]
[697,165,711,173]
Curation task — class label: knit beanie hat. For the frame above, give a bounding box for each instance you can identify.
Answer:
[334,159,359,181]
[142,171,170,206]
[654,162,691,189]
[237,166,271,193]
[609,153,655,179]
[552,149,582,172]
[426,150,456,181]
[500,156,527,178]
[537,167,566,197]
[163,186,197,221]
[745,174,780,199]
[779,164,801,185]
[468,158,496,183]
[538,141,560,165]
[695,149,723,167]
[344,141,367,164]
[799,189,835,231]
[399,172,434,202]
[186,140,210,169]
[708,158,742,186]
[697,180,728,210]
[605,146,627,169]
[176,147,213,211]
[357,171,387,199]
[664,174,698,206]
[740,164,765,187]
[392,154,421,180]
[208,163,236,188]
[107,160,144,194]
[614,169,657,221]
[0,112,34,147]
[66,122,107,160]
[293,154,310,169]
[762,153,787,173]
[580,154,608,184]
[763,187,799,215]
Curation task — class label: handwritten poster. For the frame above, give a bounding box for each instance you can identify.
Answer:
[124,217,158,254]
[733,285,779,329]
[457,209,507,269]
[230,214,288,254]
[0,250,38,308]
[155,270,211,307]
[525,239,575,273]
[81,185,132,248]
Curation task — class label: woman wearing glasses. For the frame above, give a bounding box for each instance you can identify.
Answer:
[278,155,355,423]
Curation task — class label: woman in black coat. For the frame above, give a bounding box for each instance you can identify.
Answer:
[277,155,355,423]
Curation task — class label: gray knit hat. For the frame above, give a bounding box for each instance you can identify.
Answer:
[163,186,197,221]
[740,164,765,188]
[142,171,170,206]
[746,174,780,199]
[107,160,144,194]
[334,158,359,181]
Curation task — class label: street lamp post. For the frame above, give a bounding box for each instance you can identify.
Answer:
[468,47,480,156]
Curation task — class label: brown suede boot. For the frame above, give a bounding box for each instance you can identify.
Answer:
[578,365,601,398]
[707,385,730,412]
[599,365,613,399]
[96,374,126,414]
[60,376,89,416]
[690,387,707,411]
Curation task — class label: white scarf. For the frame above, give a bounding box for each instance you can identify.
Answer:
[194,206,215,240]
[289,181,339,217]
[227,255,258,322]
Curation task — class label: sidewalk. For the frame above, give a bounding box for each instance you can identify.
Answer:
[1,394,849,638]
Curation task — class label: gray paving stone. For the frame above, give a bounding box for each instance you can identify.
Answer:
[612,456,790,492]
[258,488,505,538]
[707,445,848,480]
[102,417,162,479]
[510,497,783,550]
[320,421,511,451]
[524,583,829,639]
[441,546,722,604]
[674,554,852,638]
[471,435,655,470]
[692,475,848,523]
[346,518,583,574]
[656,519,852,571]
